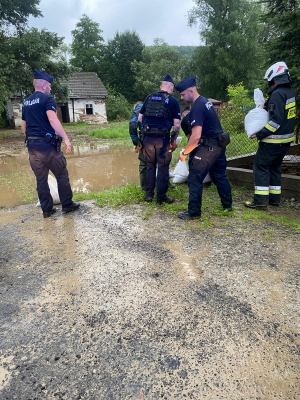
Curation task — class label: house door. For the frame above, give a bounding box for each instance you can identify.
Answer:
[57,103,70,123]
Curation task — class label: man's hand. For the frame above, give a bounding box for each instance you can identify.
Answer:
[133,145,138,153]
[250,134,257,139]
[170,142,178,152]
[180,150,187,162]
[64,138,71,153]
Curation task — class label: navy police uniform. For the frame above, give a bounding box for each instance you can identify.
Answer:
[22,70,73,214]
[139,75,181,203]
[252,81,295,207]
[176,77,232,217]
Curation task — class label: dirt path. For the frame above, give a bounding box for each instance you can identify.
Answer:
[0,201,299,399]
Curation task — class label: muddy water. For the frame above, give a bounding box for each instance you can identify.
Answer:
[0,145,139,208]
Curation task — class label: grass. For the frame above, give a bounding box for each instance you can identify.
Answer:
[73,182,300,234]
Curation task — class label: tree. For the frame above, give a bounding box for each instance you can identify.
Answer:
[0,0,41,31]
[101,30,144,102]
[261,0,300,132]
[188,0,265,101]
[131,39,185,100]
[0,1,74,116]
[70,14,105,73]
[0,28,75,105]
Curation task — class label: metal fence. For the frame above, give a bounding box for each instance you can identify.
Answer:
[219,108,300,174]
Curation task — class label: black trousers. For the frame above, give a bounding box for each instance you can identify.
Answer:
[27,142,73,212]
[188,141,232,216]
[253,142,290,205]
[142,136,171,201]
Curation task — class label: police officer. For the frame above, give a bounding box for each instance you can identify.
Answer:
[245,62,295,209]
[176,76,232,220]
[21,69,80,218]
[129,101,147,190]
[138,74,181,205]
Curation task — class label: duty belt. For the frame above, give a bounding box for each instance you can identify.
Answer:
[199,136,218,145]
[142,125,169,137]
[26,136,45,143]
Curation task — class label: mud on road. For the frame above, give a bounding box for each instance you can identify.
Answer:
[0,201,299,399]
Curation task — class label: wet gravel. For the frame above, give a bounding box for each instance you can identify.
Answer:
[0,201,299,399]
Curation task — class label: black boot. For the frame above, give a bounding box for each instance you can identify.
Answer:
[62,202,80,214]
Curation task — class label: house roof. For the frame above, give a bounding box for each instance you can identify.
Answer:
[60,72,108,99]
[208,98,222,104]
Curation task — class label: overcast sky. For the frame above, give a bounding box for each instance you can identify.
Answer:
[28,0,201,46]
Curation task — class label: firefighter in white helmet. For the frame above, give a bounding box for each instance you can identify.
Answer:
[245,62,296,209]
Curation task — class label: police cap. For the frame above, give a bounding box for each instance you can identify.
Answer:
[175,76,196,93]
[33,69,53,83]
[163,74,174,84]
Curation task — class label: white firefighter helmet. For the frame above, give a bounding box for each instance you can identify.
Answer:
[264,62,289,81]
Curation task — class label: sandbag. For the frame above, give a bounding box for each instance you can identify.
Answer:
[176,136,182,146]
[172,160,189,184]
[244,88,269,138]
[36,174,61,207]
[203,172,211,184]
[244,108,269,138]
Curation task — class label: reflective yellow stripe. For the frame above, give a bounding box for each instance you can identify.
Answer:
[255,190,269,195]
[269,189,281,194]
[265,123,277,133]
[285,102,295,109]
[261,136,294,143]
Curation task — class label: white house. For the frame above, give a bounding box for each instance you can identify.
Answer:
[7,72,108,127]
[58,72,108,124]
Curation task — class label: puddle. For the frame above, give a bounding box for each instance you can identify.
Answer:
[0,144,140,208]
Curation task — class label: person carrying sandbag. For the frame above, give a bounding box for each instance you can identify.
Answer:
[245,62,296,209]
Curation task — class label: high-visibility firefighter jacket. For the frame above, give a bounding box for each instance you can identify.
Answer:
[256,84,295,143]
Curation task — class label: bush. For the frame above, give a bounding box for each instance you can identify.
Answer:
[106,92,132,121]
[220,83,258,158]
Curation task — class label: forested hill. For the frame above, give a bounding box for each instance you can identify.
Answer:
[147,45,196,58]
[170,46,196,58]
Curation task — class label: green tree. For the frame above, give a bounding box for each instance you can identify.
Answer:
[0,0,41,31]
[0,28,75,104]
[102,30,144,102]
[188,0,264,101]
[131,39,185,100]
[70,14,105,73]
[0,1,74,115]
[261,0,300,131]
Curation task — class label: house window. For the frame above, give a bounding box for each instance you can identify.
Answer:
[86,104,93,115]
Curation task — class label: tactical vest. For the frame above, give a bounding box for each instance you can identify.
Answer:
[143,91,170,119]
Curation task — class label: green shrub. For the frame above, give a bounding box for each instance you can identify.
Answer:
[220,83,257,158]
[106,93,131,121]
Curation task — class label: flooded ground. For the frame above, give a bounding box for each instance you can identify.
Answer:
[0,142,139,208]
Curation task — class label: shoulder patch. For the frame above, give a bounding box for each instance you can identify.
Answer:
[269,103,275,112]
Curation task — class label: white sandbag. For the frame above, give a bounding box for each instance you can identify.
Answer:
[176,136,182,146]
[244,108,269,138]
[172,160,189,184]
[254,88,265,108]
[244,88,269,138]
[203,172,212,184]
[36,174,61,207]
